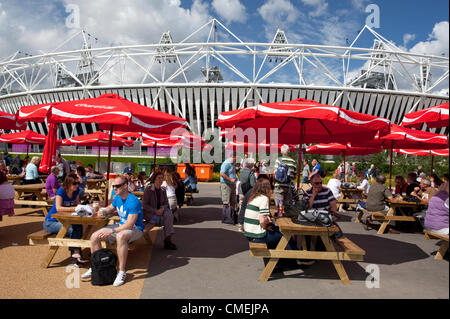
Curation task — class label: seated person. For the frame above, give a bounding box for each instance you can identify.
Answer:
[142,170,176,250]
[0,171,15,219]
[135,171,148,191]
[24,156,41,184]
[365,175,393,214]
[123,167,137,192]
[76,166,87,199]
[356,172,370,197]
[394,175,407,196]
[162,171,178,214]
[303,174,339,258]
[43,173,86,266]
[45,166,61,200]
[410,177,438,205]
[431,173,444,189]
[183,166,198,193]
[85,164,103,179]
[326,171,341,201]
[82,176,145,287]
[173,172,185,209]
[406,172,420,197]
[424,182,449,235]
[0,162,8,175]
[244,178,298,270]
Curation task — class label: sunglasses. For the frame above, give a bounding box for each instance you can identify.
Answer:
[72,182,80,186]
[112,182,126,189]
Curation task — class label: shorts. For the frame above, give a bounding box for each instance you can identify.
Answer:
[102,224,143,245]
[220,183,236,207]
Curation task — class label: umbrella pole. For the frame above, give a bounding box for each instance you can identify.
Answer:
[296,120,304,190]
[343,153,346,182]
[104,125,114,207]
[97,144,101,173]
[430,154,434,177]
[389,147,393,192]
[153,141,157,168]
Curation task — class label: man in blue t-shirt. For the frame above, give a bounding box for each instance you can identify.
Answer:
[82,176,144,287]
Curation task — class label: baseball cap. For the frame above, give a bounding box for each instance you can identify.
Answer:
[123,167,133,174]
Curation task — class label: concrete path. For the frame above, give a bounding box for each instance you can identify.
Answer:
[140,183,449,299]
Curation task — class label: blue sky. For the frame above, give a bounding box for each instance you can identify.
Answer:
[0,0,448,92]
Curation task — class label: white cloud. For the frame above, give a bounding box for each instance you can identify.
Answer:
[300,0,328,17]
[212,0,246,24]
[402,33,416,47]
[409,21,449,57]
[258,0,300,27]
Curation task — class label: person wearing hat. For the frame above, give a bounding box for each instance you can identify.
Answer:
[123,167,137,192]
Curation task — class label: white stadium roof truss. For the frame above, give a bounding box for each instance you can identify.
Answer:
[0,19,448,138]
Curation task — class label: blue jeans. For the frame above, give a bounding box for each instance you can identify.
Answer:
[246,226,298,250]
[43,220,83,254]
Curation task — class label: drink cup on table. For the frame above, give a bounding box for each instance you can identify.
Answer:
[98,207,107,217]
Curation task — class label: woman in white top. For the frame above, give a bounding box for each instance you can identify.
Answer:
[24,156,40,184]
[327,171,341,200]
[162,171,178,213]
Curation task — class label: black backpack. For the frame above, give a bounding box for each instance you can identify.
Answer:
[91,249,117,286]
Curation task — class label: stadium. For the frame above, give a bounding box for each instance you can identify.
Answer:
[0,18,448,156]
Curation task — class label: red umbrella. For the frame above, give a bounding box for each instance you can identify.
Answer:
[0,111,27,130]
[62,131,135,171]
[393,148,449,157]
[39,122,58,174]
[16,93,188,203]
[225,140,297,153]
[0,129,57,157]
[401,102,449,129]
[353,124,449,189]
[394,148,449,176]
[306,143,382,182]
[111,131,142,139]
[217,98,391,187]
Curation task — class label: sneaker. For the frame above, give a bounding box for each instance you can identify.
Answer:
[237,224,243,233]
[113,271,126,287]
[356,204,364,212]
[164,240,177,250]
[81,268,92,279]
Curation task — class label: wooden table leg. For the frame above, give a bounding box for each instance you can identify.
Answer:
[41,222,70,268]
[258,231,291,282]
[377,207,394,235]
[320,234,351,285]
[435,241,449,260]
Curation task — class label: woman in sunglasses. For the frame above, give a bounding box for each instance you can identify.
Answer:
[43,173,87,266]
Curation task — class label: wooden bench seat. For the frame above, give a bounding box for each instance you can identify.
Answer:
[249,242,269,257]
[334,237,366,260]
[424,230,449,260]
[28,230,55,245]
[15,200,53,217]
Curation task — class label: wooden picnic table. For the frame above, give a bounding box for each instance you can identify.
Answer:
[14,183,46,201]
[7,174,23,185]
[360,198,424,234]
[250,217,365,285]
[337,188,365,211]
[40,212,111,268]
[86,178,107,190]
[132,191,144,200]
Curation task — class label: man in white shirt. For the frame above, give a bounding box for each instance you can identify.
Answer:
[327,171,341,200]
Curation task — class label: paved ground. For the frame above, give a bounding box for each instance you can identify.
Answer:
[141,183,449,299]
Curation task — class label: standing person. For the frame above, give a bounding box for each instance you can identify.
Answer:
[0,171,15,219]
[45,166,61,200]
[24,156,41,184]
[273,144,297,208]
[237,158,257,232]
[82,176,145,287]
[43,173,86,265]
[309,158,321,181]
[302,159,310,184]
[337,163,344,181]
[220,152,238,224]
[55,152,70,182]
[351,163,356,178]
[142,170,177,250]
[416,165,423,177]
[173,172,185,209]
